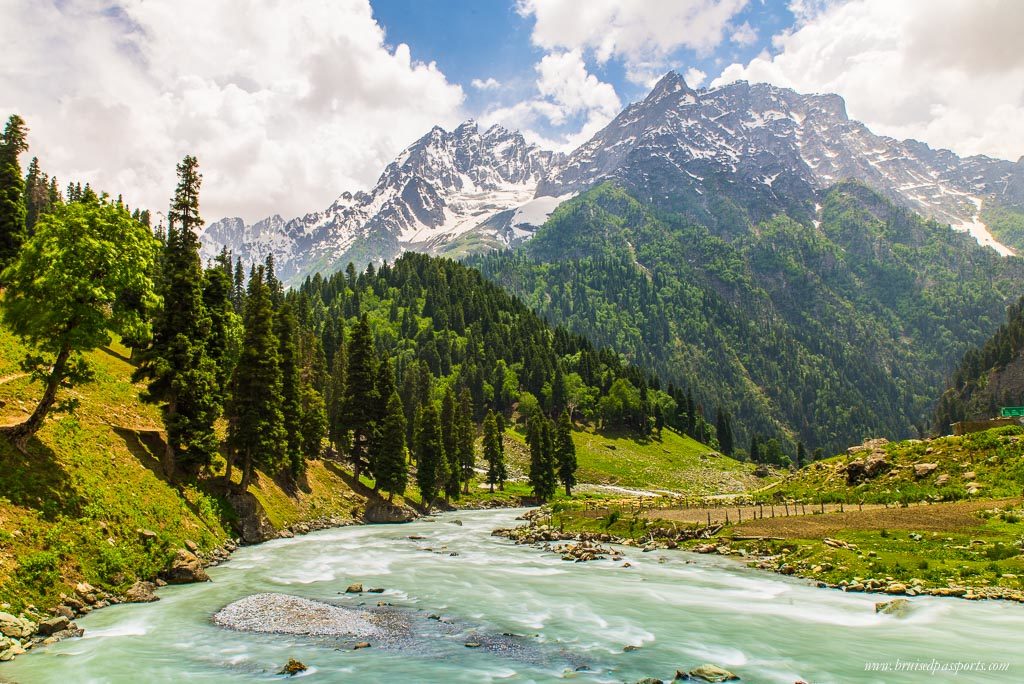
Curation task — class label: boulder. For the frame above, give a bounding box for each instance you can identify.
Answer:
[845,459,866,484]
[687,664,740,682]
[137,529,158,543]
[885,583,907,595]
[125,580,160,603]
[184,539,199,554]
[278,658,307,676]
[864,454,889,477]
[165,549,210,584]
[353,641,371,650]
[875,598,911,617]
[36,616,70,636]
[346,583,364,594]
[363,501,417,524]
[935,474,950,486]
[0,612,34,639]
[913,463,938,479]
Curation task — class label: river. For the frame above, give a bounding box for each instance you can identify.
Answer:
[3,509,1022,683]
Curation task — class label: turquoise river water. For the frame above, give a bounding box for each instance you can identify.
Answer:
[2,508,1023,683]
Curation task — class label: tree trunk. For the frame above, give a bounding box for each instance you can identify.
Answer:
[239,449,253,491]
[565,483,572,497]
[489,482,494,494]
[2,343,72,450]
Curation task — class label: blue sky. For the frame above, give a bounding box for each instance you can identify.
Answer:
[371,0,800,145]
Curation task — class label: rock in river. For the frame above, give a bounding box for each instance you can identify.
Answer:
[213,593,382,638]
[686,664,740,682]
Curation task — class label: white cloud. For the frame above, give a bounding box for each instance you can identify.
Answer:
[471,77,502,90]
[730,21,758,46]
[516,0,747,64]
[684,67,708,88]
[481,50,621,152]
[714,0,1024,162]
[0,0,465,222]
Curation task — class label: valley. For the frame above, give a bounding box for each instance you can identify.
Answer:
[2,8,1024,680]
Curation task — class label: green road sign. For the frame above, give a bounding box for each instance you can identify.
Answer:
[1000,407,1024,417]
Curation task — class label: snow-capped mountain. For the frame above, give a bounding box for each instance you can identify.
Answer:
[202,122,561,283]
[539,72,1024,254]
[202,72,1024,281]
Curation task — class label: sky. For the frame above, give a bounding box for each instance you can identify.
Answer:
[2,0,1023,223]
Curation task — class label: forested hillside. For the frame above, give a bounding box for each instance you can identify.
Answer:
[474,182,1024,457]
[934,295,1024,431]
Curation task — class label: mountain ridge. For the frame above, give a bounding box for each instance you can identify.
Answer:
[200,71,1024,284]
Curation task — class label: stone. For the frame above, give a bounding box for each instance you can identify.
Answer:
[164,549,210,584]
[935,474,950,486]
[913,463,938,478]
[367,587,385,593]
[624,644,642,652]
[278,658,307,676]
[885,583,907,595]
[464,642,481,648]
[688,664,740,682]
[54,605,75,620]
[75,582,96,598]
[353,641,371,650]
[963,471,976,480]
[0,612,34,638]
[36,616,69,636]
[636,679,664,684]
[137,529,158,543]
[124,581,160,603]
[184,539,199,554]
[875,598,911,617]
[345,583,364,593]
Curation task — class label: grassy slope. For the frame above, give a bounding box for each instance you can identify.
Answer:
[504,425,760,495]
[758,426,1024,504]
[0,330,364,614]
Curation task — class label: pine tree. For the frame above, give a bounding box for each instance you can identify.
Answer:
[299,385,328,461]
[229,267,286,489]
[202,260,238,400]
[0,114,29,274]
[796,441,806,469]
[440,388,460,500]
[327,327,347,452]
[376,391,408,500]
[135,156,221,476]
[482,410,506,492]
[715,407,734,456]
[23,155,50,233]
[232,256,245,313]
[276,302,303,478]
[456,388,476,494]
[554,410,577,496]
[550,364,567,415]
[415,401,444,511]
[343,313,378,479]
[527,416,556,501]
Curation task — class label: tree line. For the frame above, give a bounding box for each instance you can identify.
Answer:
[0,118,736,507]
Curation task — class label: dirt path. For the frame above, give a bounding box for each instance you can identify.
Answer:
[639,497,1021,530]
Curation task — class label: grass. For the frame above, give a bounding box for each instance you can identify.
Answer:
[727,500,1024,593]
[0,330,366,614]
[504,424,761,495]
[756,426,1024,505]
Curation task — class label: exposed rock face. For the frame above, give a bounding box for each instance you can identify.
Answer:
[201,122,561,283]
[540,72,1022,252]
[227,490,277,543]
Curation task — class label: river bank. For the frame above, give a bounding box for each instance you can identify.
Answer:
[502,499,1024,604]
[4,508,1023,683]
